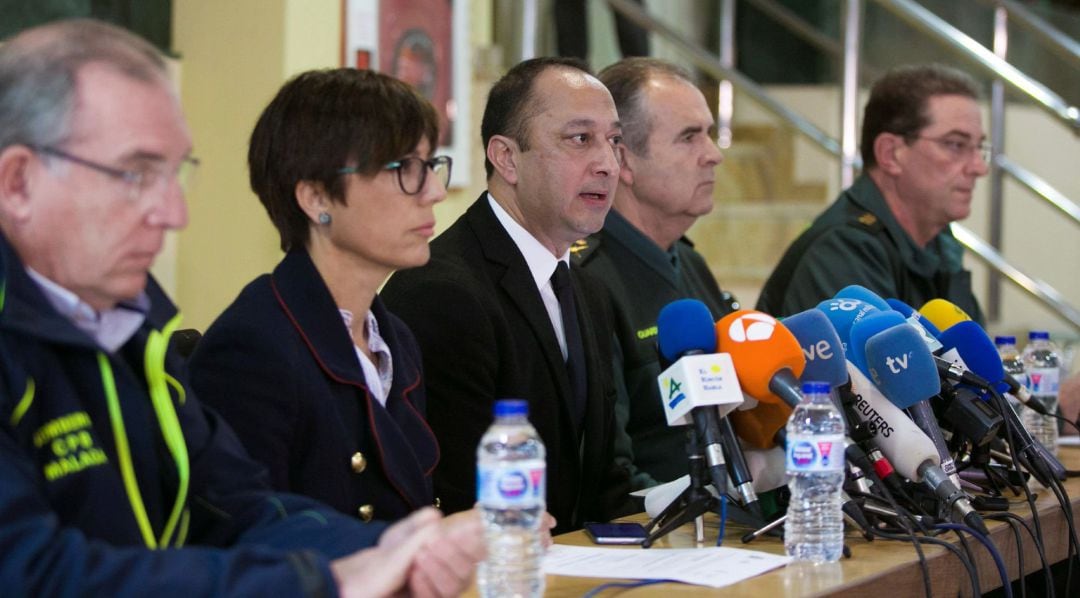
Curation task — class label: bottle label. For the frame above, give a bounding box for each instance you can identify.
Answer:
[476,458,546,509]
[786,434,845,473]
[1029,367,1060,396]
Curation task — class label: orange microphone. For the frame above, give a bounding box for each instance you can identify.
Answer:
[716,310,807,448]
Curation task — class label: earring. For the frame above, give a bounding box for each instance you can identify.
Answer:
[318,212,331,225]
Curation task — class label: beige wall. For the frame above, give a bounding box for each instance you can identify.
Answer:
[170,0,492,331]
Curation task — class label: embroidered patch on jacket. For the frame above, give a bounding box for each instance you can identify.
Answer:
[34,411,108,481]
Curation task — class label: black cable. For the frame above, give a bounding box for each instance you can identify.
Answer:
[869,528,933,598]
[937,523,1012,598]
[1042,473,1078,597]
[993,515,1026,598]
[1049,412,1080,435]
[952,530,980,597]
[989,390,1055,597]
[987,511,1058,598]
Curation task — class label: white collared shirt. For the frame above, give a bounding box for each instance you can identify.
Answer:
[340,308,394,406]
[487,192,570,360]
[26,267,148,353]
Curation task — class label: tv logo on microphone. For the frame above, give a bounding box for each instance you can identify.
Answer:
[885,352,912,373]
[724,313,776,343]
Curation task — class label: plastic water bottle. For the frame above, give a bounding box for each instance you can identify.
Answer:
[476,400,546,598]
[1022,331,1061,457]
[785,381,846,563]
[995,335,1028,413]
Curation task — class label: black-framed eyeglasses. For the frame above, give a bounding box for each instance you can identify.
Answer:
[33,145,200,202]
[337,155,452,195]
[907,135,991,164]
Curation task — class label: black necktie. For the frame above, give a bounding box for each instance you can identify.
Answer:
[551,261,587,430]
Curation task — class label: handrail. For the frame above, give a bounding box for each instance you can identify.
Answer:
[742,0,881,83]
[996,155,1080,227]
[605,0,1079,331]
[605,0,844,159]
[952,224,1080,330]
[976,0,1080,67]
[872,0,1080,134]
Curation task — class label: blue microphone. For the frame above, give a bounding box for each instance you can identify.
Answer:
[864,325,987,534]
[848,311,907,379]
[657,299,717,362]
[815,298,879,355]
[836,285,891,311]
[779,309,848,386]
[886,298,943,338]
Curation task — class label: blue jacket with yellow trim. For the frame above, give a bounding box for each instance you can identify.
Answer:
[0,233,385,597]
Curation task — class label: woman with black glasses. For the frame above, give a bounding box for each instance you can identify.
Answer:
[188,68,452,524]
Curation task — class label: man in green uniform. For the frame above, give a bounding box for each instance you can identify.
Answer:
[575,58,737,489]
[757,64,988,324]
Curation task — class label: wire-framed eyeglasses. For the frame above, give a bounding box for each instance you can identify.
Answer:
[33,145,199,202]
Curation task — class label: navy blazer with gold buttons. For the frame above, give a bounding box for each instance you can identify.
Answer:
[189,249,439,523]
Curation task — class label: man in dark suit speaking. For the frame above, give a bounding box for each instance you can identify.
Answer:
[382,57,633,533]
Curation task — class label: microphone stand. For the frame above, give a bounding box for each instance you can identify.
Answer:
[642,431,719,548]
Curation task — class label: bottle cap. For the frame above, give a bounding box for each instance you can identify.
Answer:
[494,399,528,418]
[995,335,1016,346]
[801,381,831,396]
[1028,331,1050,341]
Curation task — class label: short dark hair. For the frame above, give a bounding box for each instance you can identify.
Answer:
[598,57,694,157]
[860,64,981,169]
[249,68,439,251]
[480,56,592,179]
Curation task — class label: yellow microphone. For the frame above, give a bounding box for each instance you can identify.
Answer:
[919,298,970,333]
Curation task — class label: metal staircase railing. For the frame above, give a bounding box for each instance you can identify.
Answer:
[603,0,1080,331]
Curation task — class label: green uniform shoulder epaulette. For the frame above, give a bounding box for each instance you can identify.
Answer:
[569,235,601,265]
[849,211,885,234]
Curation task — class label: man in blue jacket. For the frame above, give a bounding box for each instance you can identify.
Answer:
[0,18,482,597]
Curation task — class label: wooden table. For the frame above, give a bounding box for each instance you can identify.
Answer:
[530,446,1080,597]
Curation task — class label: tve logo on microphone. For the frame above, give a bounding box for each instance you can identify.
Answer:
[803,340,834,362]
[724,312,776,343]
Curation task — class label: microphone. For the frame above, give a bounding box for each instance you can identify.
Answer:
[836,284,891,311]
[656,300,752,510]
[716,310,804,449]
[919,298,971,332]
[884,298,944,353]
[780,310,849,386]
[715,310,805,407]
[815,298,879,356]
[847,310,907,379]
[864,326,986,533]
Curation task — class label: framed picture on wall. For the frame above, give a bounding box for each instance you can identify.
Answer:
[343,0,471,188]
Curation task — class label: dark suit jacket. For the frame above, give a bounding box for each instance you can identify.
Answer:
[381,194,632,533]
[189,249,439,523]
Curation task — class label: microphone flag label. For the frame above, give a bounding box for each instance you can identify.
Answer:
[657,353,744,426]
[786,434,845,472]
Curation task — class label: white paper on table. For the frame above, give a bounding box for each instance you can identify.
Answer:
[542,544,792,588]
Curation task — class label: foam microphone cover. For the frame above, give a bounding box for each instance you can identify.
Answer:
[938,321,1005,385]
[657,299,716,362]
[816,298,879,353]
[887,298,942,338]
[730,401,793,449]
[864,325,941,409]
[715,310,805,403]
[781,309,849,386]
[848,310,907,378]
[919,298,971,333]
[836,284,891,311]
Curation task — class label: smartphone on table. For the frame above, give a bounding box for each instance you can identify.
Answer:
[584,522,648,545]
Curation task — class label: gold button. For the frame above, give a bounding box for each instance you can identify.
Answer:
[358,504,374,522]
[350,452,367,473]
[433,497,441,509]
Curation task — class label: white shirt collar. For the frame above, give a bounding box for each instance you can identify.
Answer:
[487,192,570,288]
[26,267,148,353]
